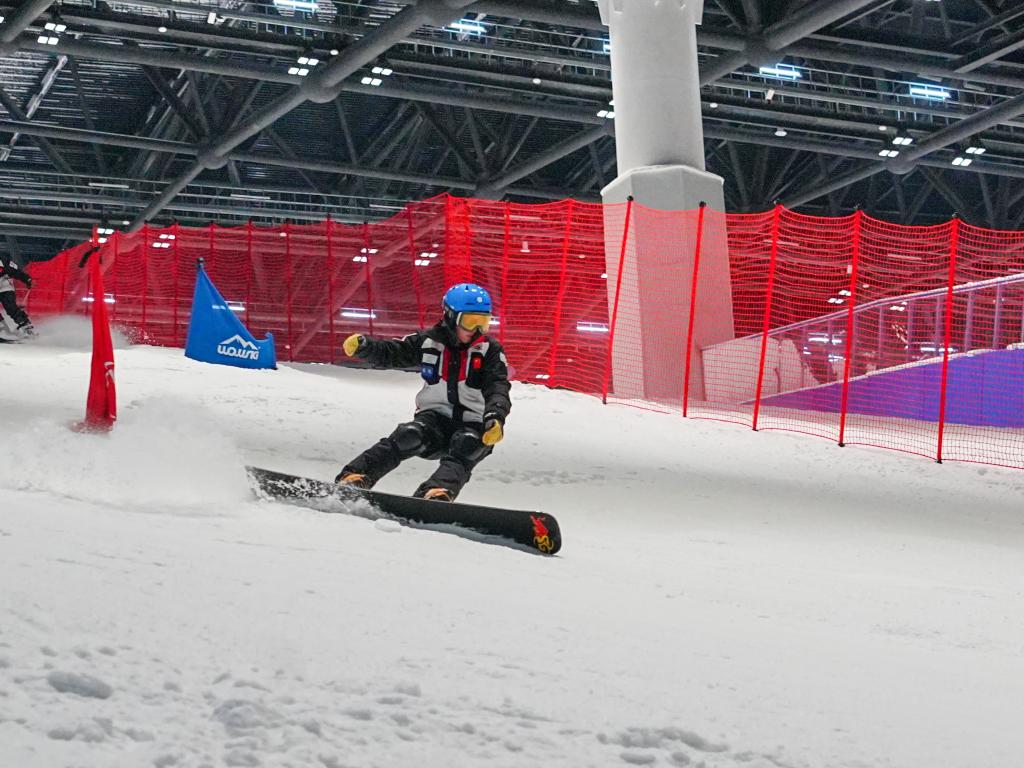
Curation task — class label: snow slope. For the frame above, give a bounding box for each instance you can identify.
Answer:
[2,322,1024,768]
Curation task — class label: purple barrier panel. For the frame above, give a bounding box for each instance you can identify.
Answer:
[755,348,1024,428]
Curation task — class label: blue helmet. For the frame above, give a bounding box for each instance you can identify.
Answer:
[443,283,492,333]
[443,283,492,313]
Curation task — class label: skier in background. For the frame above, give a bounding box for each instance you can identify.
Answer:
[0,255,35,337]
[336,283,511,502]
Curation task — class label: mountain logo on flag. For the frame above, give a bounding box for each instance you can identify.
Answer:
[217,334,261,361]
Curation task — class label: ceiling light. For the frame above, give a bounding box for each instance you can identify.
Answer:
[37,35,59,44]
[0,15,5,24]
[878,149,900,158]
[158,25,167,32]
[758,64,802,80]
[532,77,541,85]
[597,109,615,119]
[765,88,776,101]
[878,125,888,131]
[892,136,913,146]
[709,102,718,109]
[966,146,986,155]
[273,0,319,11]
[449,19,488,34]
[952,156,972,167]
[602,41,611,53]
[774,128,787,137]
[88,182,130,190]
[330,49,339,56]
[909,83,951,100]
[361,76,383,86]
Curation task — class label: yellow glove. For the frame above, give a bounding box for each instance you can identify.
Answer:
[482,416,504,446]
[343,333,365,357]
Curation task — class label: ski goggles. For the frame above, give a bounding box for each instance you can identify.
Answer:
[456,311,491,333]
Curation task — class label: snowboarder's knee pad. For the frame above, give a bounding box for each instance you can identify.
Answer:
[448,429,489,464]
[388,420,430,458]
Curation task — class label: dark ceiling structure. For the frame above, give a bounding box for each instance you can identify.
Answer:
[2,0,1024,262]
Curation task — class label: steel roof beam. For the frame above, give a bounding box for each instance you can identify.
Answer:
[784,89,1024,207]
[0,223,91,239]
[477,123,611,195]
[0,52,66,162]
[0,0,55,53]
[952,26,1024,73]
[0,86,75,173]
[129,0,482,230]
[141,65,207,141]
[21,13,1024,98]
[700,0,888,85]
[19,36,300,84]
[471,0,603,29]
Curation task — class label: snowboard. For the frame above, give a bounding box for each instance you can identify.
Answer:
[246,466,561,555]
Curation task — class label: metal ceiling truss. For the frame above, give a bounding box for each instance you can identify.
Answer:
[3,0,1024,254]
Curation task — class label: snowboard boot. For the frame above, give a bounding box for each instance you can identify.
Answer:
[335,472,372,489]
[17,321,35,338]
[421,487,453,502]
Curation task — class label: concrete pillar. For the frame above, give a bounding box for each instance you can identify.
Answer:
[598,0,734,404]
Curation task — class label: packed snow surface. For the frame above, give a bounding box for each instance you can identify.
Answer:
[2,321,1024,768]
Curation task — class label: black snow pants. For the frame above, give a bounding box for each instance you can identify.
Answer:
[341,410,492,500]
[0,291,30,328]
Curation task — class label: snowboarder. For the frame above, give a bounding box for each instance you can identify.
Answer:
[0,255,35,337]
[336,283,511,502]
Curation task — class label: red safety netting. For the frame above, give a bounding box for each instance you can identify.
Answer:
[18,195,1024,470]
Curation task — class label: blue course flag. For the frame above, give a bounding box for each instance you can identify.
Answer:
[185,264,276,370]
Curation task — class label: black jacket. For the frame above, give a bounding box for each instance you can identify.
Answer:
[357,323,512,424]
[0,257,32,287]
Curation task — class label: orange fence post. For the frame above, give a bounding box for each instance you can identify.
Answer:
[936,217,959,463]
[140,223,150,337]
[752,204,782,431]
[406,207,425,328]
[602,197,633,405]
[548,199,575,384]
[838,209,863,447]
[326,217,336,363]
[109,230,119,322]
[682,202,707,417]
[499,202,511,346]
[285,221,294,361]
[172,222,181,346]
[245,220,254,330]
[362,221,376,337]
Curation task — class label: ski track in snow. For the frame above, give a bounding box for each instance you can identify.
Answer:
[3,324,1024,768]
